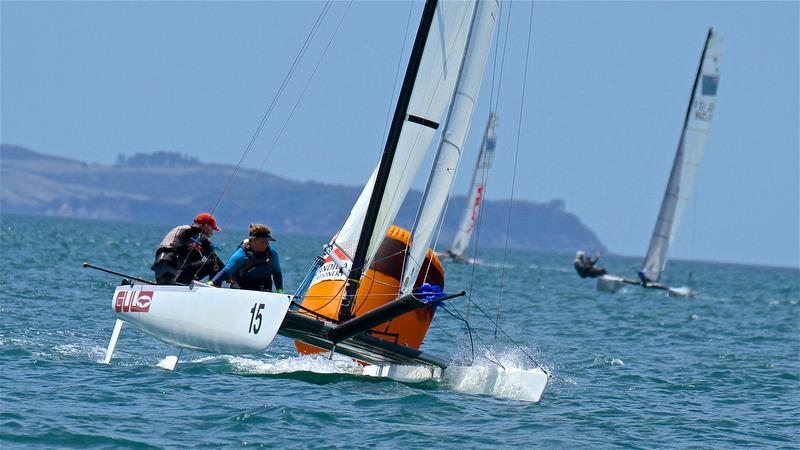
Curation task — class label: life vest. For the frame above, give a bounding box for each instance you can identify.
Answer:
[157,225,191,251]
[153,225,192,266]
[233,240,275,291]
[152,225,213,268]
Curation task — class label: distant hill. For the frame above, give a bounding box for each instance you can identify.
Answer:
[0,144,606,253]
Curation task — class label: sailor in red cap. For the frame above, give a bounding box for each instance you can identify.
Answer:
[193,213,220,232]
[151,213,224,285]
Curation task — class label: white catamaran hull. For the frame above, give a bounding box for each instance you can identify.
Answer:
[595,274,692,297]
[596,274,627,293]
[110,284,292,355]
[361,364,548,403]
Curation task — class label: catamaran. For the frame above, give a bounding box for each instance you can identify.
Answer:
[597,28,722,297]
[439,112,497,263]
[99,0,549,402]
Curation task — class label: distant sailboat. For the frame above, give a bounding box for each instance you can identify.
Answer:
[440,112,497,263]
[98,0,549,402]
[597,28,722,297]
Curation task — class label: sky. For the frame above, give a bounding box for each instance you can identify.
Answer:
[1,1,798,268]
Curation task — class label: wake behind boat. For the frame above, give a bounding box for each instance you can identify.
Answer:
[593,28,722,297]
[95,0,549,403]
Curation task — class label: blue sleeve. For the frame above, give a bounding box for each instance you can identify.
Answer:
[212,248,248,286]
[270,248,281,273]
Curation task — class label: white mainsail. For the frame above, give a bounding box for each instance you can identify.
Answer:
[400,0,499,293]
[450,112,496,258]
[641,29,721,282]
[327,1,477,272]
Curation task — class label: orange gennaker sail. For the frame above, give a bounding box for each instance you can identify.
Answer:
[295,225,444,355]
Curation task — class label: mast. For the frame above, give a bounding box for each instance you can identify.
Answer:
[450,112,496,257]
[641,28,721,281]
[338,0,440,321]
[680,28,714,143]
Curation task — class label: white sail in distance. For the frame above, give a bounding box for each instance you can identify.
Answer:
[642,29,722,282]
[327,1,478,274]
[450,112,496,258]
[400,0,499,293]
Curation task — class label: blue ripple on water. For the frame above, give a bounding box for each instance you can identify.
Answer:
[1,214,798,447]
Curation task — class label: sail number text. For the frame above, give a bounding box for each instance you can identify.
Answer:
[248,303,266,334]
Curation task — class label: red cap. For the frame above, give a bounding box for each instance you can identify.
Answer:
[194,213,220,231]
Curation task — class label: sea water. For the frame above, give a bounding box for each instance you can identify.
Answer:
[1,215,798,448]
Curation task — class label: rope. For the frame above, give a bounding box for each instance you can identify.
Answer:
[439,304,476,365]
[494,0,535,338]
[296,247,407,316]
[379,2,417,159]
[418,0,501,291]
[465,294,548,375]
[172,0,334,284]
[229,1,354,222]
[490,0,513,113]
[393,3,474,287]
[464,0,512,322]
[208,1,334,216]
[263,2,351,171]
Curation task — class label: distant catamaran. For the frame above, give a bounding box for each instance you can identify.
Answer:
[597,28,722,296]
[441,112,497,263]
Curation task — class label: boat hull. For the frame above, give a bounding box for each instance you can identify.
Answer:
[112,283,292,354]
[361,364,548,403]
[596,274,627,293]
[595,274,692,297]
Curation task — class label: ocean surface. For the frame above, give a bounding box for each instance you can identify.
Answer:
[1,214,798,448]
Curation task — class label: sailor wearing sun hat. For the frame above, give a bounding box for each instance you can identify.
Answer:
[151,212,224,285]
[210,223,283,293]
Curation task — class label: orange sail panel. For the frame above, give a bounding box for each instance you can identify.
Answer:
[296,225,444,355]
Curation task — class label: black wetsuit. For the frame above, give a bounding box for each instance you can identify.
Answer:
[151,225,223,284]
[574,255,607,278]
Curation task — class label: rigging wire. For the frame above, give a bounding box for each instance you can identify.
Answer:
[486,0,505,111]
[346,2,423,286]
[465,294,548,374]
[237,1,354,205]
[387,3,474,291]
[319,1,414,296]
[490,0,513,113]
[297,247,408,317]
[369,1,419,285]
[208,1,334,217]
[495,0,535,338]
[178,1,335,281]
[378,2,417,161]
[418,0,505,290]
[325,3,418,283]
[464,0,512,322]
[416,0,490,292]
[438,304,475,364]
[464,117,494,313]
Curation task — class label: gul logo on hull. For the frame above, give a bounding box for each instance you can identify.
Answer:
[115,290,153,313]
